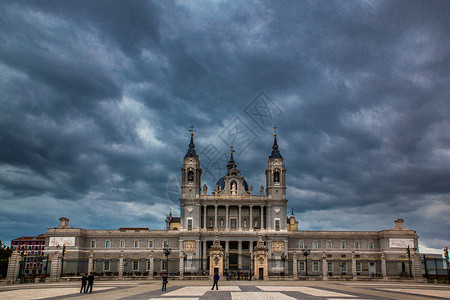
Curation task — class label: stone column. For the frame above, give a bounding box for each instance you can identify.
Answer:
[225,205,229,230]
[238,241,242,270]
[203,241,207,270]
[381,252,387,280]
[260,205,264,229]
[148,251,154,279]
[249,205,253,231]
[118,251,124,279]
[88,251,94,275]
[214,205,218,230]
[267,204,272,230]
[6,251,21,284]
[195,240,201,272]
[284,240,289,274]
[412,250,425,282]
[322,252,328,280]
[250,241,254,277]
[50,252,62,282]
[238,205,242,230]
[203,205,207,230]
[179,251,184,280]
[225,241,230,270]
[293,251,298,279]
[351,251,357,280]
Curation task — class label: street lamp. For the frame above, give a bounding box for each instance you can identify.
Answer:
[163,247,172,274]
[302,246,311,276]
[183,252,187,275]
[281,253,287,275]
[407,246,413,278]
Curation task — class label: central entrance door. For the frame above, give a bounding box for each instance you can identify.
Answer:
[259,268,264,280]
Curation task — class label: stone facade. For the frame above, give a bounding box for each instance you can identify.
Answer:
[9,132,423,282]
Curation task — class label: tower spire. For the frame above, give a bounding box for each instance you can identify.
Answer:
[227,145,237,170]
[185,125,198,158]
[269,127,283,158]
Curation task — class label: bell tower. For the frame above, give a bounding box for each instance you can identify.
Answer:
[265,128,287,231]
[265,128,286,200]
[181,126,202,199]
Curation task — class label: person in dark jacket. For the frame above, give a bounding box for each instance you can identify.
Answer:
[211,273,220,290]
[85,273,94,293]
[80,274,87,293]
[162,273,168,291]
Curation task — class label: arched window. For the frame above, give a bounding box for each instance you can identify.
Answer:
[274,171,280,183]
[188,171,194,182]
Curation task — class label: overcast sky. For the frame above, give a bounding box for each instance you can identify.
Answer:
[0,0,449,253]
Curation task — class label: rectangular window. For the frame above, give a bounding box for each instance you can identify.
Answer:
[132,261,139,271]
[313,241,318,249]
[230,218,237,229]
[369,242,374,249]
[356,261,361,272]
[327,241,332,249]
[163,240,169,248]
[313,261,319,271]
[91,240,96,248]
[120,240,125,248]
[341,262,347,272]
[354,241,359,249]
[105,240,111,248]
[148,240,153,248]
[275,219,280,231]
[147,260,151,271]
[328,262,333,272]
[187,218,193,230]
[299,261,305,271]
[104,261,110,271]
[134,240,139,248]
[162,261,168,271]
[341,241,346,249]
[299,241,304,249]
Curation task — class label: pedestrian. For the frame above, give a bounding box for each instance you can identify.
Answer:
[211,272,220,290]
[162,273,168,291]
[85,272,94,293]
[80,273,87,293]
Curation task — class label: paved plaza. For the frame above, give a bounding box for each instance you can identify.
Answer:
[1,280,449,300]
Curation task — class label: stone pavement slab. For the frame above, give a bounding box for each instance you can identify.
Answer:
[0,280,449,300]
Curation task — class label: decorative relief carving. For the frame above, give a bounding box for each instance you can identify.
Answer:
[187,206,193,213]
[272,241,284,253]
[274,206,280,214]
[389,238,414,248]
[183,240,196,252]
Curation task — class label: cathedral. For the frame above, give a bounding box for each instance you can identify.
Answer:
[8,131,425,282]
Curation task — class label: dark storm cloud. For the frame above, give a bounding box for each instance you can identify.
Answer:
[0,0,449,252]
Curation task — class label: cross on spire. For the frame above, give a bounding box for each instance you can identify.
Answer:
[189,125,195,136]
[273,126,278,136]
[230,145,235,155]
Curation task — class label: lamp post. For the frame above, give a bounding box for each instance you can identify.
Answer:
[183,252,187,275]
[424,255,429,281]
[163,247,171,275]
[60,244,66,277]
[407,246,412,278]
[281,253,287,275]
[302,246,311,276]
[444,246,449,284]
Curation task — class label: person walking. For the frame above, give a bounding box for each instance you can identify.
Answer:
[85,273,94,293]
[80,274,87,293]
[162,273,168,291]
[211,272,220,290]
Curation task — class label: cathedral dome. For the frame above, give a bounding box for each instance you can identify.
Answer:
[216,176,249,191]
